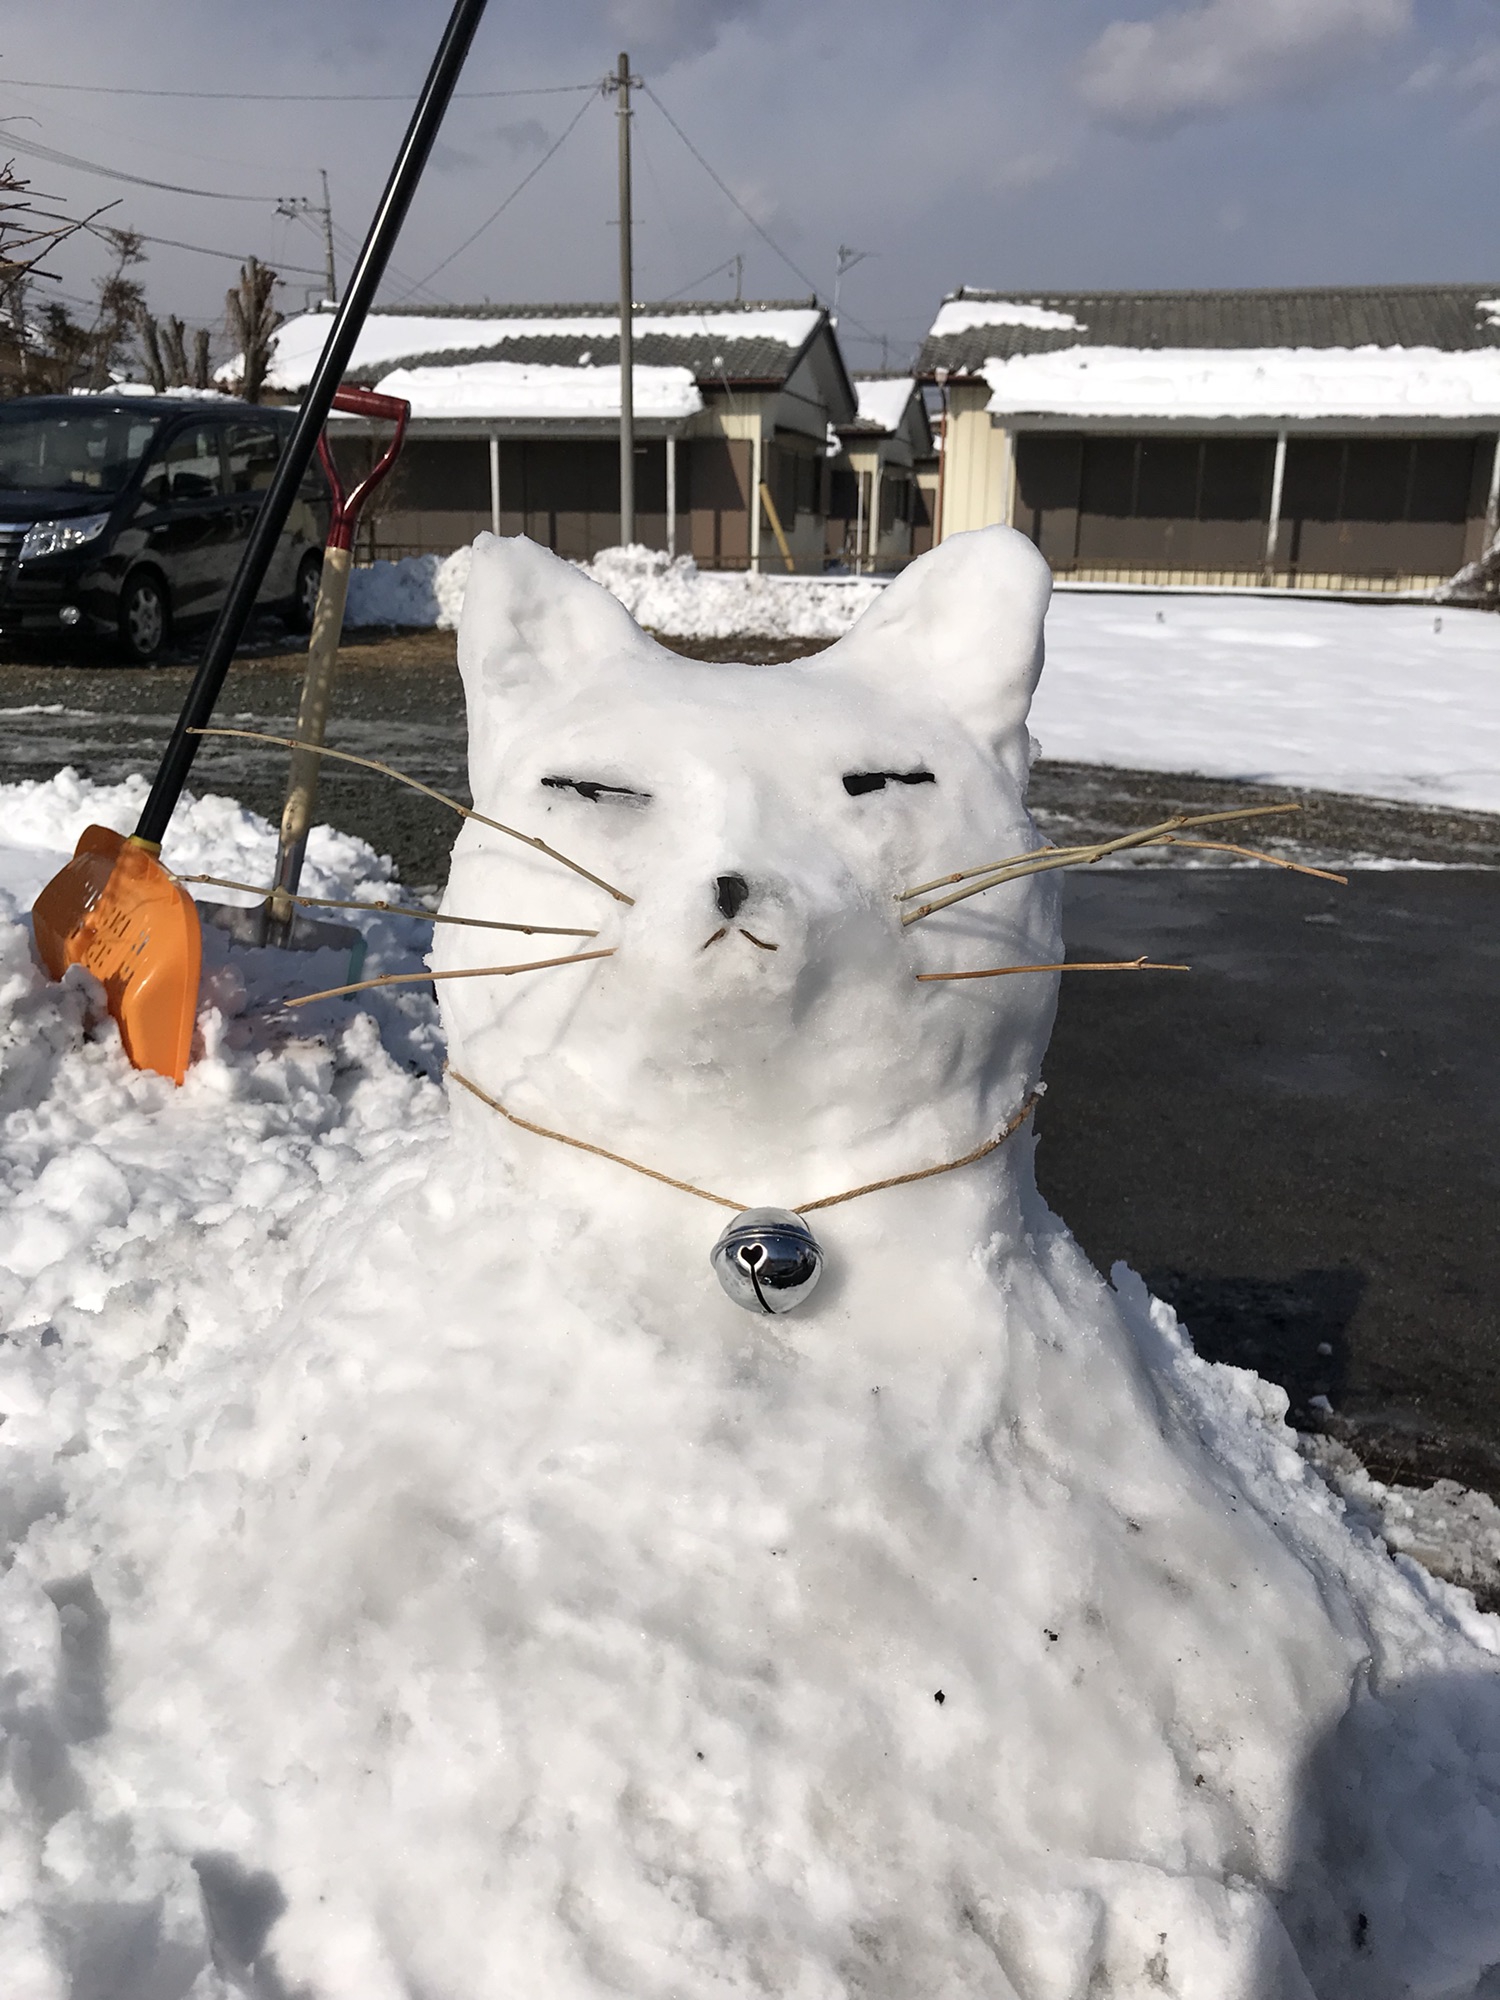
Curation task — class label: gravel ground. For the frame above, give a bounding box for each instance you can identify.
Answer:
[4,624,1498,1504]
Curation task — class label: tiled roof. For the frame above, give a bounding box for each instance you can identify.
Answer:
[370,299,818,321]
[344,300,823,387]
[918,286,1500,378]
[347,331,806,386]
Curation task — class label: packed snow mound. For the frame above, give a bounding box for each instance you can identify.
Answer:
[344,543,474,629]
[344,542,887,642]
[2,534,1499,1996]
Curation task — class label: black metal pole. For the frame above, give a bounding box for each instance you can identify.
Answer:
[134,0,488,849]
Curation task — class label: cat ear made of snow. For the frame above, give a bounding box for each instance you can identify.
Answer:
[822,526,1052,778]
[457,533,654,770]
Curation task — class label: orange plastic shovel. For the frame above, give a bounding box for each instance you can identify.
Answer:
[32,827,202,1082]
[27,0,488,1084]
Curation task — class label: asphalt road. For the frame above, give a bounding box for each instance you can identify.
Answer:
[1039,868,1500,1497]
[3,628,1497,1496]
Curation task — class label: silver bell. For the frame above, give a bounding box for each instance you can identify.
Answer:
[710,1207,824,1315]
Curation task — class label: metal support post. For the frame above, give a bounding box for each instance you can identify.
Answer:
[666,432,677,558]
[1263,429,1288,582]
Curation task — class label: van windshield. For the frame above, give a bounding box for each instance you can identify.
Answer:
[0,406,163,496]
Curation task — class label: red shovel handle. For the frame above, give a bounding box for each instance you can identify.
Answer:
[316,385,411,551]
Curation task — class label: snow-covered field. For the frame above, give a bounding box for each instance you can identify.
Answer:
[344,543,1500,817]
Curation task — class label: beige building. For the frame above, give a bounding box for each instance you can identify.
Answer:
[920,285,1500,592]
[825,376,934,571]
[267,301,857,572]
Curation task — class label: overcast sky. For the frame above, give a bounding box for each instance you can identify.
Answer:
[5,0,1499,372]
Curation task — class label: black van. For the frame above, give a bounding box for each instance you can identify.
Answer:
[0,394,330,663]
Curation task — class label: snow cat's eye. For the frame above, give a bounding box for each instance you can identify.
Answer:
[540,777,653,805]
[842,770,936,797]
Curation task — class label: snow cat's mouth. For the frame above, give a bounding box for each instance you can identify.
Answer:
[700,927,779,952]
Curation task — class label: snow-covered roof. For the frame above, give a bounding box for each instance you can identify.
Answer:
[927,299,1085,339]
[919,284,1500,381]
[261,305,825,395]
[847,376,918,434]
[981,344,1500,423]
[349,360,702,424]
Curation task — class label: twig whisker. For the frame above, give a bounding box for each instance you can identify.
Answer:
[1157,838,1347,883]
[901,804,1311,925]
[173,871,599,936]
[284,947,614,1009]
[188,727,633,905]
[904,804,1304,916]
[916,956,1190,982]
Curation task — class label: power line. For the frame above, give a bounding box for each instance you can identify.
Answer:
[322,213,445,307]
[395,89,598,301]
[640,83,823,303]
[640,82,890,350]
[90,221,326,280]
[0,127,278,202]
[0,75,600,104]
[660,252,746,303]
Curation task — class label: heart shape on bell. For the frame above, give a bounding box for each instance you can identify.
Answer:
[710,1207,824,1314]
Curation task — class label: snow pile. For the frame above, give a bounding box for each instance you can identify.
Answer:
[1305,1436,1500,1606]
[578,545,888,642]
[982,343,1500,421]
[344,544,474,629]
[344,542,888,642]
[365,360,702,423]
[5,533,1499,1994]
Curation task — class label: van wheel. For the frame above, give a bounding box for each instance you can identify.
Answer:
[287,551,323,633]
[118,571,168,665]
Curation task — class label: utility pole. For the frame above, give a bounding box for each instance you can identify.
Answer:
[319,168,337,306]
[732,251,743,302]
[834,244,871,316]
[608,52,640,547]
[277,173,338,308]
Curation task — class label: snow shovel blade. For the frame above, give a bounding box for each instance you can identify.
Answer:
[31,825,202,1085]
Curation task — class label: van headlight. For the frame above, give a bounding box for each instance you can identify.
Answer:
[20,513,111,562]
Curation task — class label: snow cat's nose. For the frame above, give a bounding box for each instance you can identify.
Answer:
[714,874,750,921]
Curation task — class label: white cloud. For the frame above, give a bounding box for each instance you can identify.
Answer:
[1079,0,1412,132]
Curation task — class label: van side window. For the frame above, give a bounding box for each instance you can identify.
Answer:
[225,422,281,494]
[141,425,225,507]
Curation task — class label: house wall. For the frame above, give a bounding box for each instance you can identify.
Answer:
[336,372,844,574]
[343,434,684,565]
[1013,430,1495,588]
[685,395,832,572]
[825,443,916,570]
[911,460,938,556]
[937,382,1013,539]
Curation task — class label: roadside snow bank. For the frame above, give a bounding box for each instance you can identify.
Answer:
[344,542,886,641]
[344,545,473,629]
